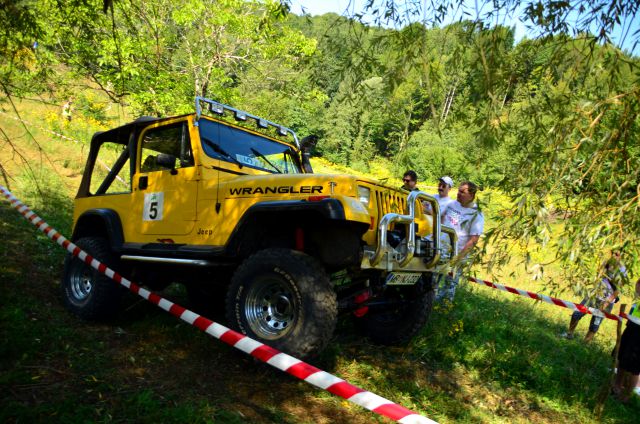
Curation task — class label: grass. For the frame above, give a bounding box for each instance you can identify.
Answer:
[1,99,639,423]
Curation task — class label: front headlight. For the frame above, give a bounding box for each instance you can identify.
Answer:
[357,186,370,208]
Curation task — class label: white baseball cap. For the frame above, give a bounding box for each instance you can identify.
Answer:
[439,176,454,188]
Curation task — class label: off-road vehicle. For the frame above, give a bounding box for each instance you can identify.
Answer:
[62,97,456,357]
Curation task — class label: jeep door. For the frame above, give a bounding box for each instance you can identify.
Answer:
[132,118,198,236]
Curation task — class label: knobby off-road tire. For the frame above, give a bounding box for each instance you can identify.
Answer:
[225,248,337,358]
[61,237,124,320]
[357,273,435,345]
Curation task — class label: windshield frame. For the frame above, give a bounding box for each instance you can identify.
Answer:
[198,117,302,174]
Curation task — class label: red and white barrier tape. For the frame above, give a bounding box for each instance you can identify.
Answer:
[0,110,82,144]
[468,276,640,326]
[0,185,437,424]
[0,111,125,184]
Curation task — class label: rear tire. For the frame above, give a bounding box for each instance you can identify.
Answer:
[356,273,435,345]
[61,237,123,320]
[225,248,337,358]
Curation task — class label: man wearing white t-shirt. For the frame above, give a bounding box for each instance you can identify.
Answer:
[424,176,454,214]
[436,181,484,302]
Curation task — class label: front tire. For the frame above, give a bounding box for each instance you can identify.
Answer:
[225,248,337,358]
[61,237,124,320]
[356,273,435,345]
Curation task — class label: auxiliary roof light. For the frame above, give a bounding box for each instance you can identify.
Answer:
[209,103,224,115]
[234,111,247,121]
[277,126,288,136]
[257,119,269,129]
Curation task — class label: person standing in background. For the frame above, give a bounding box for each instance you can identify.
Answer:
[612,278,640,402]
[563,251,626,342]
[436,181,484,303]
[425,176,455,214]
[62,97,73,122]
[401,170,418,191]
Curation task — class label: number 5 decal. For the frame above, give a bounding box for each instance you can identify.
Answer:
[143,192,164,221]
[149,201,158,219]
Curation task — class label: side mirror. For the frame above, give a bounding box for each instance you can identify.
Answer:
[157,153,178,175]
[300,135,318,174]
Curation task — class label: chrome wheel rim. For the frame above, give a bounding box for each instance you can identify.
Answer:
[244,278,297,340]
[69,263,93,303]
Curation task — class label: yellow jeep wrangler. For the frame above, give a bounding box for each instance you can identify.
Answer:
[61,97,456,357]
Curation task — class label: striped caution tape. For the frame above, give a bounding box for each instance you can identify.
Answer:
[0,110,81,144]
[0,110,125,185]
[468,276,640,326]
[0,185,437,424]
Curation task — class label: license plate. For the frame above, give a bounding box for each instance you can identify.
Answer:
[386,272,421,286]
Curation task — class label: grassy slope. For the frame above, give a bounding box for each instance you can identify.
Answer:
[0,100,638,423]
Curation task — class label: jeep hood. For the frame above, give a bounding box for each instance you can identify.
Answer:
[217,173,404,199]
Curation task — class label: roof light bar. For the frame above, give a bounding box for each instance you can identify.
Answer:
[195,96,300,148]
[210,103,224,115]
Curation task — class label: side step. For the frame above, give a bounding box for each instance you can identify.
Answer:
[121,255,214,266]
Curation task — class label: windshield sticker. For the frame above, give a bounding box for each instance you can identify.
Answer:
[143,192,164,221]
[235,154,260,167]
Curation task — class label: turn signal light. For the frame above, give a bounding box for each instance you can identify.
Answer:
[308,196,329,202]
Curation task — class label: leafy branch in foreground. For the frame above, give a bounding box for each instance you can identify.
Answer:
[334,0,640,291]
[491,75,640,292]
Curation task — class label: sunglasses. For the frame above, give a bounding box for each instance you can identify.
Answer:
[403,178,412,183]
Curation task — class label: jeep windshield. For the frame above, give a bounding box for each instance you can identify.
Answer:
[198,118,301,174]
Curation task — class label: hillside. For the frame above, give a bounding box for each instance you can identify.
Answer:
[1,98,638,423]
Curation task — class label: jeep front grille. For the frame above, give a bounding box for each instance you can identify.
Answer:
[373,189,406,220]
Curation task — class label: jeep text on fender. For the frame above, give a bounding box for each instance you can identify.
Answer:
[61,97,457,357]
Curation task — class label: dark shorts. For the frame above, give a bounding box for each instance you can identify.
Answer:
[618,322,640,375]
[571,298,613,333]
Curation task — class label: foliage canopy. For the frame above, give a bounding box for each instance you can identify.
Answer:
[1,0,640,293]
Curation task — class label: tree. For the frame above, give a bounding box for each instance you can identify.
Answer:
[1,0,315,185]
[324,0,640,289]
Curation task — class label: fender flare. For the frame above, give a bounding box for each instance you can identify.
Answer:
[242,198,346,220]
[225,198,347,254]
[72,209,125,251]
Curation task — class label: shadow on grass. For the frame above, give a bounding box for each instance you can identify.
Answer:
[319,283,639,423]
[1,198,637,423]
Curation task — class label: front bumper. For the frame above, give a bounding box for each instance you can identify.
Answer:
[362,190,457,272]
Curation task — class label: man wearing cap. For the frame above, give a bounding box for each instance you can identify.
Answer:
[436,181,484,303]
[424,176,454,215]
[435,176,454,210]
